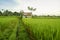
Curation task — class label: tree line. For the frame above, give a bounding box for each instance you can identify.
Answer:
[0,10,24,16]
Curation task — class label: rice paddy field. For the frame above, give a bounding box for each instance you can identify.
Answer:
[23,18,60,40]
[0,16,19,40]
[0,16,60,40]
[0,16,30,40]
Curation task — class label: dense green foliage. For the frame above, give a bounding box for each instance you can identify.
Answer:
[23,18,60,40]
[0,10,23,16]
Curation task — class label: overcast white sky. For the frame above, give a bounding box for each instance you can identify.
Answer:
[0,0,60,15]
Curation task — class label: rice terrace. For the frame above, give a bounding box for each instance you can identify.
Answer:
[0,0,60,40]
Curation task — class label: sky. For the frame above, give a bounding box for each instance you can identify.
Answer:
[0,0,60,15]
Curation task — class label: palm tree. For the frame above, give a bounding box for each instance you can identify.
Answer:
[27,6,36,17]
[28,6,36,11]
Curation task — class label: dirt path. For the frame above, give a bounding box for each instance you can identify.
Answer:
[16,20,30,40]
[22,20,36,40]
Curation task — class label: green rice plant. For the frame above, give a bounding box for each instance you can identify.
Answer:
[0,16,19,40]
[23,18,60,40]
